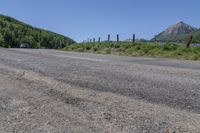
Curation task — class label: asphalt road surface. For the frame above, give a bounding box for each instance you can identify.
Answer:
[0,48,200,133]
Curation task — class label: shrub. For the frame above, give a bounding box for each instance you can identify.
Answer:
[134,45,141,50]
[105,48,111,54]
[85,45,91,50]
[162,44,178,51]
[93,46,99,52]
[114,44,120,49]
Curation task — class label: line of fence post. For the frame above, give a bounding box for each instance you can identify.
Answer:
[87,34,136,43]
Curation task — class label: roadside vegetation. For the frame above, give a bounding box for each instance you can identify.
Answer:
[63,42,200,60]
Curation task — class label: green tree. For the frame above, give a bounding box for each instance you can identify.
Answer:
[0,33,4,47]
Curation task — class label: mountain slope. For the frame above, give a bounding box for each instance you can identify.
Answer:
[153,22,198,42]
[193,29,200,43]
[0,14,75,48]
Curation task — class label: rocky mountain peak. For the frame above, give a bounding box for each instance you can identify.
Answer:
[159,21,197,36]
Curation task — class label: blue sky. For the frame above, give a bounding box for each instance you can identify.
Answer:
[0,0,200,42]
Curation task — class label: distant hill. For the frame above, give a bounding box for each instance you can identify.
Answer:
[0,14,75,48]
[153,21,198,42]
[193,29,200,43]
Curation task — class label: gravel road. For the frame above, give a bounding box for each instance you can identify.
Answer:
[0,48,200,133]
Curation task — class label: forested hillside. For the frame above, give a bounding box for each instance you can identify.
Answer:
[0,14,75,48]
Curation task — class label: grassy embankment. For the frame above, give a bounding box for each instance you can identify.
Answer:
[63,42,200,60]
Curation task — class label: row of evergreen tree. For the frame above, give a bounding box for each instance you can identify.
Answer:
[0,15,75,48]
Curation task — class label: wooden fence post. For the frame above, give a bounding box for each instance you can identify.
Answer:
[117,34,119,42]
[108,34,110,42]
[133,34,135,43]
[98,37,101,42]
